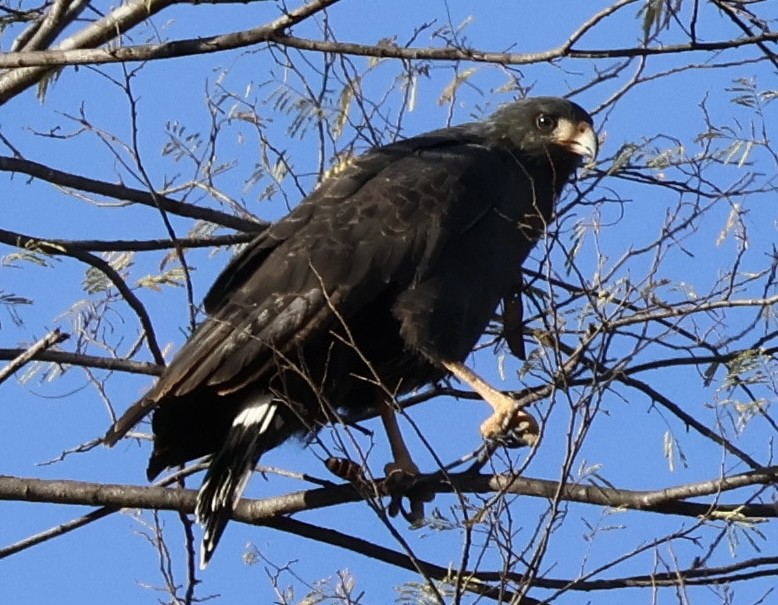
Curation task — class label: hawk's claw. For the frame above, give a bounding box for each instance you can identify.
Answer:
[493,428,536,449]
[383,461,432,523]
[480,406,539,448]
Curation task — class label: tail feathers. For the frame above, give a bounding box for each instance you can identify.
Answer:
[195,394,281,569]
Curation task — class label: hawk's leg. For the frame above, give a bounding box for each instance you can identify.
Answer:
[442,360,540,447]
[378,398,420,478]
[378,399,431,521]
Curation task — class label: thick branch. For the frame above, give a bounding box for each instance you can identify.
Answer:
[0,0,341,103]
[0,0,180,103]
[0,27,775,71]
[3,466,776,599]
[2,466,775,524]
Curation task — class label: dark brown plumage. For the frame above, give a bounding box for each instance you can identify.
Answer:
[105,96,597,567]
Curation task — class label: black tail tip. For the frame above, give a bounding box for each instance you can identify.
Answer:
[198,513,228,569]
[200,541,216,570]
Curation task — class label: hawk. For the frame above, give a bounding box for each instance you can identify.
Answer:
[106,96,597,567]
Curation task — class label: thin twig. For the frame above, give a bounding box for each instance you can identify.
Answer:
[0,329,69,386]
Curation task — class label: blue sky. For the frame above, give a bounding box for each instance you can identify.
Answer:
[2,1,777,603]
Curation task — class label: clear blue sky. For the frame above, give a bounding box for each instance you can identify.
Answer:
[2,1,777,603]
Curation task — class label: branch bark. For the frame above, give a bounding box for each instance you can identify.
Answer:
[0,0,341,103]
[2,466,775,526]
[0,156,267,233]
[0,23,775,72]
[0,349,160,375]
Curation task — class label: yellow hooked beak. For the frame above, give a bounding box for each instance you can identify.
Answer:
[556,120,598,162]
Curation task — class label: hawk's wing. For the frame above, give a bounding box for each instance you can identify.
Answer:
[104,128,519,443]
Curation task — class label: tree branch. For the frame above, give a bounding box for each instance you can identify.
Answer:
[0,228,166,366]
[3,466,776,599]
[0,0,341,103]
[0,24,775,71]
[0,232,258,253]
[0,349,160,375]
[0,156,266,233]
[1,465,775,527]
[0,0,181,102]
[0,329,69,385]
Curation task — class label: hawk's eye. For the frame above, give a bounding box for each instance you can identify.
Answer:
[536,114,557,132]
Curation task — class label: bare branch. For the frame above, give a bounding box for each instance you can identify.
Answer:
[0,349,160,375]
[1,23,775,73]
[0,227,166,365]
[0,156,266,233]
[0,329,69,385]
[2,465,776,527]
[0,0,342,103]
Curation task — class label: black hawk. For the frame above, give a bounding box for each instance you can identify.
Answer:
[105,96,597,567]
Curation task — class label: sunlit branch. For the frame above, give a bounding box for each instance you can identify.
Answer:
[0,329,69,385]
[0,232,256,253]
[2,465,775,527]
[1,22,776,72]
[3,465,777,594]
[0,349,160,375]
[11,0,90,53]
[0,0,341,103]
